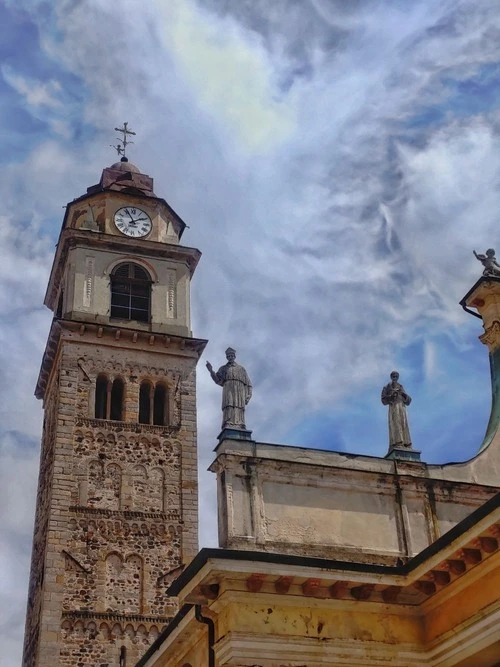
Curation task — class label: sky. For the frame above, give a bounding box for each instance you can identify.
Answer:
[1,0,500,663]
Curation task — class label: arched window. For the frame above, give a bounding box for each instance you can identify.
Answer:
[95,374,108,419]
[153,384,168,426]
[138,381,168,425]
[138,381,152,424]
[110,378,124,421]
[110,263,151,323]
[94,375,124,421]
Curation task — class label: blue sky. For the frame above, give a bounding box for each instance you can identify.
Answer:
[1,0,500,663]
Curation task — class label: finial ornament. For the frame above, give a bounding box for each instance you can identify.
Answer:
[109,142,125,157]
[473,248,500,278]
[206,348,252,430]
[112,121,136,158]
[381,371,413,453]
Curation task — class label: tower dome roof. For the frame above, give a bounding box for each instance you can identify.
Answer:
[109,156,141,173]
[86,156,156,197]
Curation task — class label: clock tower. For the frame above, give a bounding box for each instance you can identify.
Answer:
[22,150,206,666]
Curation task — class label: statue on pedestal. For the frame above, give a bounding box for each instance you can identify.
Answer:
[206,348,252,430]
[381,371,412,451]
[473,249,500,278]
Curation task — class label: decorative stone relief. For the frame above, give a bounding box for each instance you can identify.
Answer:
[149,468,165,512]
[87,461,122,510]
[105,553,143,614]
[479,320,500,351]
[166,269,177,319]
[83,256,95,308]
[132,465,148,510]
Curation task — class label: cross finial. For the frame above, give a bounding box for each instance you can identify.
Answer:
[112,121,136,158]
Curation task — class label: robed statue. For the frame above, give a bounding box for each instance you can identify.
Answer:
[206,347,252,430]
[381,371,412,450]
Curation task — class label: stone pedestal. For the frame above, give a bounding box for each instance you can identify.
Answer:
[218,427,253,442]
[385,447,421,462]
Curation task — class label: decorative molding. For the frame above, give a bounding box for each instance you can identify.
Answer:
[215,632,426,666]
[166,269,176,319]
[69,506,181,522]
[75,416,181,436]
[83,256,95,308]
[214,608,500,667]
[62,610,172,625]
[479,320,500,350]
[36,318,207,399]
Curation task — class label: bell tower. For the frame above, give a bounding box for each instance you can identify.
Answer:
[22,145,206,666]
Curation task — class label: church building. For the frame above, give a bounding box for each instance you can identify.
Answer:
[135,277,500,666]
[23,137,500,666]
[23,144,206,666]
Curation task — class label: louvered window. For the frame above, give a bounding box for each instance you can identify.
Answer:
[110,263,151,322]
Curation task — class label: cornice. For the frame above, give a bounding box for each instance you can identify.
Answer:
[62,610,173,625]
[35,318,207,400]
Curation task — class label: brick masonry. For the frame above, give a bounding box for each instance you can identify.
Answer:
[23,329,201,666]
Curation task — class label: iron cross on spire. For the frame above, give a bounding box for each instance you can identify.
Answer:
[111,121,136,158]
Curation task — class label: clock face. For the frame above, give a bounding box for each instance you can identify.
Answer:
[114,206,152,238]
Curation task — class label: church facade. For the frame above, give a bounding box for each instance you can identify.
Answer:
[22,155,206,666]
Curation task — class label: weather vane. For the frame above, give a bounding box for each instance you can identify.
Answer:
[110,121,136,158]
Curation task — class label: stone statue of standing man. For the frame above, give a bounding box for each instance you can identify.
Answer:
[206,348,252,430]
[381,371,412,451]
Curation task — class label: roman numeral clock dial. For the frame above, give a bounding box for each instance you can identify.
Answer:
[114,206,152,238]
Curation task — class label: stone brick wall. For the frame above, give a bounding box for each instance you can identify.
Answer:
[59,616,164,666]
[22,367,59,665]
[23,327,200,666]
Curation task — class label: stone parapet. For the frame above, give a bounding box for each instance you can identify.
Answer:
[210,437,498,564]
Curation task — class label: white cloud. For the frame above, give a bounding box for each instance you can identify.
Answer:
[2,65,62,109]
[158,0,296,151]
